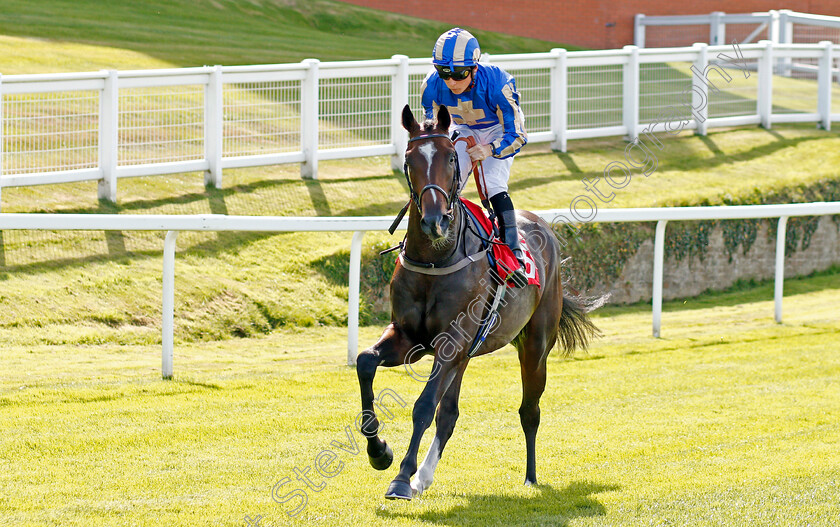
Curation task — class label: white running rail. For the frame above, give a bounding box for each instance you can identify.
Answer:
[2,201,839,376]
[2,41,839,205]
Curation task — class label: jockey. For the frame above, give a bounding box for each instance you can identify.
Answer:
[421,27,529,287]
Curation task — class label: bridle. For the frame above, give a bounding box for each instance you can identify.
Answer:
[402,133,462,217]
[384,131,500,280]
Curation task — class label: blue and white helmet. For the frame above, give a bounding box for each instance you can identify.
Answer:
[432,28,481,68]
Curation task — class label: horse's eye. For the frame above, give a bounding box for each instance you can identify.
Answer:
[449,154,455,164]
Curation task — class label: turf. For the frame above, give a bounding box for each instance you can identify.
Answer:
[0,272,838,526]
[0,0,566,74]
[2,2,840,525]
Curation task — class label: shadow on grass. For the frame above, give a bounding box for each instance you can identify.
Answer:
[305,179,332,216]
[99,199,128,260]
[338,199,411,218]
[47,177,295,215]
[378,480,618,527]
[595,265,840,319]
[0,228,282,277]
[697,135,726,159]
[528,126,829,188]
[34,172,396,217]
[556,152,584,174]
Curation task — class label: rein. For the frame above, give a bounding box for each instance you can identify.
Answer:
[453,135,489,204]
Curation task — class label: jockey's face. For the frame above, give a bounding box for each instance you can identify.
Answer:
[444,68,474,95]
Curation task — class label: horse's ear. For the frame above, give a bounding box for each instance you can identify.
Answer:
[437,105,451,132]
[402,104,420,134]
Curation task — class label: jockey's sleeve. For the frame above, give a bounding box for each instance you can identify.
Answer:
[420,71,436,120]
[489,77,528,159]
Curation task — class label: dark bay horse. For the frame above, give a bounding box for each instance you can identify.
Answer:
[356,104,604,500]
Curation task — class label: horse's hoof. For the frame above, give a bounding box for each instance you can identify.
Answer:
[524,477,538,486]
[384,479,413,500]
[368,441,393,471]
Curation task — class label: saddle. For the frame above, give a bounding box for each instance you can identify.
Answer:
[460,198,540,289]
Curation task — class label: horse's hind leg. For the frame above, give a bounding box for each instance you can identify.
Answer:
[356,323,420,471]
[518,296,561,485]
[410,359,469,497]
[518,338,549,486]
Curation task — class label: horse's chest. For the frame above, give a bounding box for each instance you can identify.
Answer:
[392,281,454,337]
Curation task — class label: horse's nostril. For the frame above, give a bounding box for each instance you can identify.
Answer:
[439,217,451,234]
[420,216,434,235]
[421,214,446,238]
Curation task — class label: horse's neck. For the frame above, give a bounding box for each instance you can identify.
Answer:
[404,205,464,264]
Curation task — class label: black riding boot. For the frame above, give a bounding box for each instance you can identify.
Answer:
[490,192,528,288]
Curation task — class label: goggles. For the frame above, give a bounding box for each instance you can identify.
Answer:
[435,65,473,81]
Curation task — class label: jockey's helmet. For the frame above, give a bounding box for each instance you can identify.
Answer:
[432,28,481,68]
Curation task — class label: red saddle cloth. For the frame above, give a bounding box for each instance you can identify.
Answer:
[460,198,540,288]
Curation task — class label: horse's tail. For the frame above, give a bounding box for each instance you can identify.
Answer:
[557,291,609,356]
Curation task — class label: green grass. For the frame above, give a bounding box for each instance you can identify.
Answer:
[0,0,567,74]
[1,272,838,526]
[3,4,840,525]
[1,123,839,341]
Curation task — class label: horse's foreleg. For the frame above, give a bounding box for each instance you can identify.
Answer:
[410,359,469,497]
[356,323,418,471]
[385,356,461,500]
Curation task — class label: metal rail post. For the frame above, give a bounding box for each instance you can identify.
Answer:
[162,231,178,379]
[390,55,409,172]
[550,48,568,152]
[98,70,118,202]
[818,41,833,131]
[710,11,726,46]
[347,231,365,365]
[205,65,224,188]
[774,216,788,323]
[634,14,646,48]
[300,59,320,179]
[623,46,640,142]
[758,41,774,129]
[652,220,667,338]
[693,43,709,136]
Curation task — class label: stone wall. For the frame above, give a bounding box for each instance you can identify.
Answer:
[600,216,840,304]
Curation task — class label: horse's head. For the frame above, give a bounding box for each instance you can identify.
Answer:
[401,104,458,243]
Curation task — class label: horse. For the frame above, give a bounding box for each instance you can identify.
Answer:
[355,104,604,500]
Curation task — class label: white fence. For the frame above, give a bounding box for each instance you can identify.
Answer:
[635,10,840,48]
[2,41,840,205]
[2,201,839,377]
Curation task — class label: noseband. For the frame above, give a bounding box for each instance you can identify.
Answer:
[402,133,462,216]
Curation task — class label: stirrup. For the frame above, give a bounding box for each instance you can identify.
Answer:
[506,259,528,288]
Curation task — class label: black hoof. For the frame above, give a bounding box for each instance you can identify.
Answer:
[384,479,413,500]
[368,441,393,471]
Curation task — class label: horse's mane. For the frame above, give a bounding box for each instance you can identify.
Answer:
[421,119,439,134]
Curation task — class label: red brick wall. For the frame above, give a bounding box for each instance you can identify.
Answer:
[336,0,840,49]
